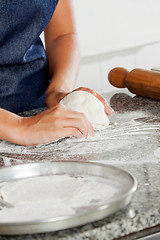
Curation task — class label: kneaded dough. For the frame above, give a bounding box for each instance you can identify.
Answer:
[60,91,110,130]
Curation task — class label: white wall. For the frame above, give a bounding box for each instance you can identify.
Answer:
[41,0,160,92]
[73,0,160,92]
[74,0,160,57]
[76,42,160,92]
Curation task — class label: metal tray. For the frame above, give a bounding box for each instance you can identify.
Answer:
[0,161,137,235]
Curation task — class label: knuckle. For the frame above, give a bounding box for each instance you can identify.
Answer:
[52,106,64,116]
[72,129,82,138]
[79,112,86,119]
[55,103,64,111]
[52,109,60,117]
[77,117,85,126]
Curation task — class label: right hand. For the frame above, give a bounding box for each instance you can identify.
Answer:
[19,104,94,146]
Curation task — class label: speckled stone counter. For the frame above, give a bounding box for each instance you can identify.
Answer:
[0,90,160,240]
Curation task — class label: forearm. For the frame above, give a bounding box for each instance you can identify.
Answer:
[0,105,94,146]
[45,33,80,107]
[0,108,23,144]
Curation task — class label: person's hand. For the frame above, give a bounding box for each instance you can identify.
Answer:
[71,87,114,116]
[46,87,114,116]
[19,104,94,146]
[46,90,67,108]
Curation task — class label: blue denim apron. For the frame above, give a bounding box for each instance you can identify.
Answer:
[0,0,59,113]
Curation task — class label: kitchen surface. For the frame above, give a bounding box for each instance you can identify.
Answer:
[0,89,159,239]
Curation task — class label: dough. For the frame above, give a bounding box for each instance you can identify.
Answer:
[60,91,110,130]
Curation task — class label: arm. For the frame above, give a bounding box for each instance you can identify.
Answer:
[44,0,114,116]
[44,0,80,107]
[0,0,95,147]
[0,108,23,144]
[0,106,94,146]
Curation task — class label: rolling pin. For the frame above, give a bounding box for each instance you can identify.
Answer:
[108,67,160,100]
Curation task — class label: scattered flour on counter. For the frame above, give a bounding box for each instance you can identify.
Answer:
[0,113,159,164]
[154,148,160,158]
[0,175,119,223]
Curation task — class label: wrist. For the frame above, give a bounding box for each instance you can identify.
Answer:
[11,117,25,145]
[13,116,37,146]
[46,90,67,108]
[0,113,25,145]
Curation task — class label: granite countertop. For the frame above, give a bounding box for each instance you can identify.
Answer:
[0,90,160,240]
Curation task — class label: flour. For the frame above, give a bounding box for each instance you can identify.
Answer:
[60,91,110,130]
[0,174,119,223]
[154,148,160,158]
[0,112,159,166]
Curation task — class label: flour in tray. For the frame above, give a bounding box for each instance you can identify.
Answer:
[0,174,119,223]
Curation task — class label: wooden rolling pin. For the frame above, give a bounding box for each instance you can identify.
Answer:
[108,67,160,100]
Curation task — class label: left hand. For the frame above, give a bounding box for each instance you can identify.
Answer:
[46,87,114,116]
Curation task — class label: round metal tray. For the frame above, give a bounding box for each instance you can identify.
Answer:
[0,161,137,235]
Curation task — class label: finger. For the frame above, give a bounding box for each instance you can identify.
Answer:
[37,128,83,145]
[84,117,94,137]
[59,117,89,138]
[90,91,114,116]
[36,104,65,119]
[72,87,95,95]
[61,127,83,139]
[45,105,88,134]
[54,109,94,138]
[104,106,115,116]
[63,110,94,137]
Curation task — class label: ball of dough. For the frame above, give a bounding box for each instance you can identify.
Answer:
[60,91,110,130]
